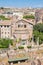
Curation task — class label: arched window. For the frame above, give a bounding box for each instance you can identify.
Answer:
[24,25,26,28]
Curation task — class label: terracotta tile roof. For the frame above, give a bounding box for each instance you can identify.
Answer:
[16,19,35,25]
[0,18,34,26]
[0,20,12,25]
[36,9,43,15]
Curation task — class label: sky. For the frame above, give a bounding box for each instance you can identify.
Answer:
[0,0,43,8]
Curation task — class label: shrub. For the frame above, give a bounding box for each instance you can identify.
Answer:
[0,39,13,48]
[14,47,17,50]
[18,46,24,49]
[27,46,31,48]
[23,15,35,19]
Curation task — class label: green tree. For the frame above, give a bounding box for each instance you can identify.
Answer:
[33,23,43,45]
[0,39,13,48]
[0,15,10,20]
[0,7,4,9]
[23,15,35,19]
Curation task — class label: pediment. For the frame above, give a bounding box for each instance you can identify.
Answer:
[16,19,33,25]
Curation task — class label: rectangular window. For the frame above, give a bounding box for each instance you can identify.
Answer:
[2,32,3,34]
[8,35,9,38]
[18,25,20,28]
[8,32,9,34]
[5,32,6,34]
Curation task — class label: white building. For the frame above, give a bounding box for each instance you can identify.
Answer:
[13,12,23,19]
[0,20,12,38]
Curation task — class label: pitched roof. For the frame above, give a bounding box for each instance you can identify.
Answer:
[0,20,12,25]
[16,19,34,25]
[0,18,34,26]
